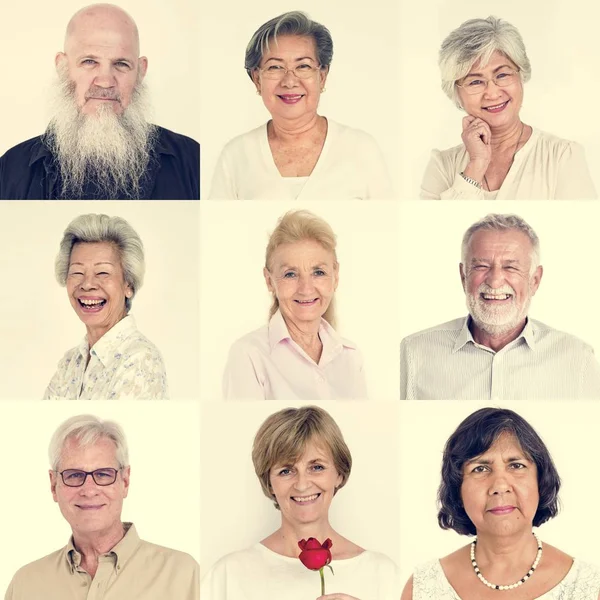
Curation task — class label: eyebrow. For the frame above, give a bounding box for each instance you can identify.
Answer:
[69,261,115,267]
[77,54,133,63]
[263,56,316,63]
[465,64,513,77]
[470,258,521,265]
[465,454,527,466]
[280,262,329,270]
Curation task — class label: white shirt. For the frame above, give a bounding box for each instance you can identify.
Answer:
[420,128,597,200]
[400,317,600,400]
[223,310,367,400]
[413,558,600,599]
[209,119,394,200]
[43,315,169,400]
[201,543,400,600]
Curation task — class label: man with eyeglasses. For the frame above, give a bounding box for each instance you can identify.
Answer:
[4,415,199,599]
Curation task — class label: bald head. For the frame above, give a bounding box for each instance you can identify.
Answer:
[64,4,140,55]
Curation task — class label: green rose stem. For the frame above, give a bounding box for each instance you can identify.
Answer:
[320,567,325,595]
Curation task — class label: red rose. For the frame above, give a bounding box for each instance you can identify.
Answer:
[298,537,333,570]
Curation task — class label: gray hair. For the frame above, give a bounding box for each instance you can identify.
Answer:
[48,414,129,471]
[245,11,333,80]
[55,214,145,312]
[439,16,531,109]
[461,213,541,274]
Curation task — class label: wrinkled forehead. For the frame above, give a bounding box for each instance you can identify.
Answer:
[468,49,517,74]
[59,434,118,469]
[270,434,333,469]
[269,239,336,270]
[466,228,533,262]
[65,8,140,58]
[69,241,122,267]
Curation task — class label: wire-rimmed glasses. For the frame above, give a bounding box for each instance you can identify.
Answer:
[258,63,322,80]
[59,467,120,487]
[456,68,520,95]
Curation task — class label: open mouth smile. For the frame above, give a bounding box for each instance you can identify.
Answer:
[78,297,107,312]
[483,100,509,113]
[294,298,318,306]
[278,94,304,104]
[291,493,321,504]
[480,293,513,301]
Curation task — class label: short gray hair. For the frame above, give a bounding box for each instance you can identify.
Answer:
[439,16,531,109]
[48,414,129,471]
[461,213,541,273]
[55,214,145,312]
[245,11,333,80]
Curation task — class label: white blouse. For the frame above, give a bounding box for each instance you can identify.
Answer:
[413,558,600,599]
[201,543,400,600]
[222,310,367,400]
[209,119,394,200]
[420,128,597,200]
[43,315,168,400]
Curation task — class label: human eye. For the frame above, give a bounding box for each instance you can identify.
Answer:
[466,78,484,87]
[277,467,292,476]
[509,462,526,470]
[81,59,97,66]
[472,264,488,271]
[313,269,326,276]
[69,271,84,276]
[94,469,114,479]
[64,470,85,482]
[266,64,284,72]
[311,463,325,472]
[496,70,514,80]
[283,271,296,279]
[115,61,131,69]
[96,271,110,276]
[296,63,313,71]
[470,464,489,474]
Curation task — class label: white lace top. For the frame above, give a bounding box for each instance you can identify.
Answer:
[414,559,600,599]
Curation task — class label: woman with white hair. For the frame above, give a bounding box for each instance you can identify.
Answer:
[209,11,393,200]
[44,214,168,400]
[222,210,367,400]
[420,16,596,200]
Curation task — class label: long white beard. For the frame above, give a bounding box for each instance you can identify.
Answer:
[466,283,532,337]
[44,73,157,199]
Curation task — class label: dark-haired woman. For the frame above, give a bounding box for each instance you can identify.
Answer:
[401,408,600,599]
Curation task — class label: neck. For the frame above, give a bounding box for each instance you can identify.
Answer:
[283,315,322,354]
[72,521,126,563]
[489,119,525,150]
[86,314,126,348]
[470,318,527,352]
[269,114,323,141]
[473,529,538,571]
[272,518,337,558]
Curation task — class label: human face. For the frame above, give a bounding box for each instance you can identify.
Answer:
[67,242,132,340]
[457,51,523,129]
[269,439,342,526]
[460,229,542,336]
[253,35,327,122]
[264,239,338,329]
[50,437,130,538]
[56,9,147,116]
[461,433,539,538]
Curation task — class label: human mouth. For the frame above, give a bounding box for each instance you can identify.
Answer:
[480,293,513,301]
[488,505,516,515]
[294,298,318,306]
[78,297,107,312]
[483,100,509,113]
[76,504,105,510]
[291,493,321,504]
[278,94,304,104]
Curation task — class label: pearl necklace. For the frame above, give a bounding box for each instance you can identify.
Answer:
[470,532,542,591]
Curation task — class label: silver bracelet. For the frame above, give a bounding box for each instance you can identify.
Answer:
[460,171,482,189]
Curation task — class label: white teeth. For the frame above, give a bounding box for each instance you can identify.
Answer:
[485,102,507,110]
[293,493,319,503]
[482,294,510,300]
[80,299,105,305]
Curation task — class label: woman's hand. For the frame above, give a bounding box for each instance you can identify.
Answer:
[461,115,492,182]
[317,595,360,600]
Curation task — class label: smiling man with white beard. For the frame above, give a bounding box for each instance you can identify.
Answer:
[0,4,199,199]
[400,213,600,400]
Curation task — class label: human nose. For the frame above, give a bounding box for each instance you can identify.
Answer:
[485,265,505,289]
[79,273,98,291]
[488,472,512,495]
[93,64,117,88]
[78,473,100,493]
[293,470,311,491]
[279,68,299,87]
[482,78,502,98]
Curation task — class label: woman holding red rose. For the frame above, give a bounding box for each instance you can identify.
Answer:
[201,406,399,599]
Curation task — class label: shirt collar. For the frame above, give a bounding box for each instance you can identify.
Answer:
[453,315,536,353]
[267,309,356,355]
[65,522,141,574]
[77,315,138,367]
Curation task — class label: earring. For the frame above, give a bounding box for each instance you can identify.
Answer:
[256,90,261,96]
[321,87,326,93]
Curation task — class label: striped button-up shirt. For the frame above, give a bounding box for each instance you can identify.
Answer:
[400,317,600,400]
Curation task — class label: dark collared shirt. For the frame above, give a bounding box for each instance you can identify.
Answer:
[0,126,199,199]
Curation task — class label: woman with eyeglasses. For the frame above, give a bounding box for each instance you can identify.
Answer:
[208,11,393,200]
[420,16,596,200]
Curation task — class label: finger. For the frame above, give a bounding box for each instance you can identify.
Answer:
[462,115,476,130]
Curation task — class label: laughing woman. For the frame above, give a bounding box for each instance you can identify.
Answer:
[209,11,393,200]
[44,213,168,400]
[420,16,596,200]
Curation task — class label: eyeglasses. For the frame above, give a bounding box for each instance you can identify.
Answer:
[258,63,322,80]
[456,68,520,95]
[59,468,120,487]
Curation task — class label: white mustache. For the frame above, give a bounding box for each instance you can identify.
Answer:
[477,283,515,296]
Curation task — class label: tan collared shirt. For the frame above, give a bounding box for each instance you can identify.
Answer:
[4,523,198,600]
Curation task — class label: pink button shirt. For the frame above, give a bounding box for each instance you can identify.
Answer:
[223,311,367,400]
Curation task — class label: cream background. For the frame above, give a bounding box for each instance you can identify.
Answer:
[199,201,400,401]
[0,201,200,400]
[0,401,200,593]
[198,0,401,198]
[200,401,400,573]
[398,401,600,588]
[399,201,600,356]
[399,0,600,198]
[0,0,200,157]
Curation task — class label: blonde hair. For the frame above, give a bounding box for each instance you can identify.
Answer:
[265,210,338,327]
[252,406,352,510]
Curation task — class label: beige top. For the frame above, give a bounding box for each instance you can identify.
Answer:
[4,523,199,600]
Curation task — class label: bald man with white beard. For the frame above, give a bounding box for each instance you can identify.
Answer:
[0,4,199,199]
